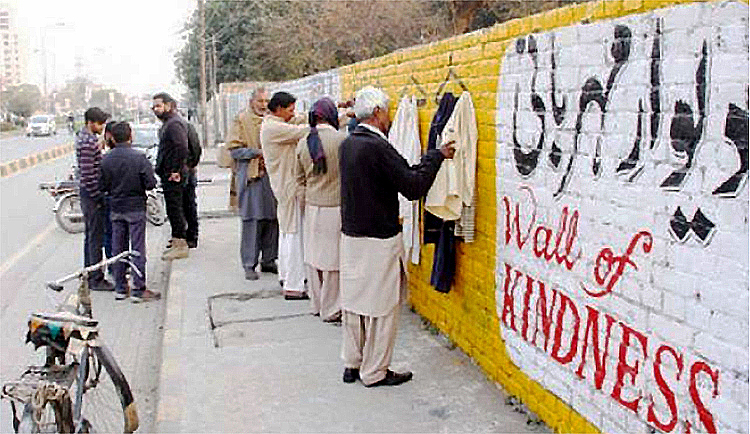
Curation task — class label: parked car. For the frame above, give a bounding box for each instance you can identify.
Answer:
[26,115,57,137]
[131,124,159,164]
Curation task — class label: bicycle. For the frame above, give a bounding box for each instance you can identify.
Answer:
[1,251,141,433]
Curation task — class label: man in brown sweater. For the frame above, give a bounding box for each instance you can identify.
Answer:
[226,88,279,280]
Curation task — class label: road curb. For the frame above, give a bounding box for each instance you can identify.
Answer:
[198,209,238,220]
[154,254,181,431]
[0,143,75,178]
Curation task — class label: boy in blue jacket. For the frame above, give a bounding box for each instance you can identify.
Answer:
[100,122,161,303]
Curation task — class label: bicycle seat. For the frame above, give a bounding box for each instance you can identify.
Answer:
[56,180,78,189]
[27,312,99,348]
[32,312,98,328]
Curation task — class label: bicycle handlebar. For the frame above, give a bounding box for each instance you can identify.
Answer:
[46,251,141,291]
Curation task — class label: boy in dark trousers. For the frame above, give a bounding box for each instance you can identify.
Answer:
[100,122,161,303]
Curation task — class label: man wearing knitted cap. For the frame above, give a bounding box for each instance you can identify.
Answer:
[339,86,455,387]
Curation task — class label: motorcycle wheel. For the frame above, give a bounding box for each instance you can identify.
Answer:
[146,191,167,226]
[55,193,85,234]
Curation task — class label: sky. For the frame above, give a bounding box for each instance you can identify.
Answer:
[11,0,195,98]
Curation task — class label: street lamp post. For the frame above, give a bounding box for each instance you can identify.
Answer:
[39,22,68,113]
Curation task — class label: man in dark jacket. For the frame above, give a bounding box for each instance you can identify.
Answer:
[338,86,454,387]
[182,118,201,249]
[100,122,160,303]
[152,92,189,260]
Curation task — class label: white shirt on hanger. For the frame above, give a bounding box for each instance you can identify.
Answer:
[388,96,422,264]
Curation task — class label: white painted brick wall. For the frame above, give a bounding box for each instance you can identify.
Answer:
[495,3,748,434]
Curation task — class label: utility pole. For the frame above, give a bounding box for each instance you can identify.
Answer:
[198,0,208,146]
[211,36,218,98]
[211,35,221,144]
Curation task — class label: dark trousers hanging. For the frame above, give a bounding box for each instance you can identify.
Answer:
[430,220,456,293]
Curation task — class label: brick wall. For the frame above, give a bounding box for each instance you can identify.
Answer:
[272,1,749,432]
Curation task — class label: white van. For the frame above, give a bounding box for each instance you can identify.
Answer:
[26,115,57,137]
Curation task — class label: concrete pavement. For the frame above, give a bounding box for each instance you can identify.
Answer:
[154,156,548,433]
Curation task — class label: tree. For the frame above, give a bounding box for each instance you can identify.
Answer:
[446,0,489,35]
[52,76,93,114]
[89,88,126,115]
[174,0,577,100]
[251,1,450,79]
[174,0,451,100]
[175,0,275,102]
[455,0,576,33]
[1,84,42,117]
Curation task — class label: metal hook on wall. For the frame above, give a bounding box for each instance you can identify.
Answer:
[434,67,469,104]
[398,75,428,107]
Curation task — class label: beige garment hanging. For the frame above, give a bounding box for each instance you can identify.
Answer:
[425,91,477,221]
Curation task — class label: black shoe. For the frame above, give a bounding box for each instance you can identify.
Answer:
[187,239,198,249]
[284,291,309,300]
[260,263,278,274]
[343,368,360,383]
[90,279,115,291]
[365,370,413,387]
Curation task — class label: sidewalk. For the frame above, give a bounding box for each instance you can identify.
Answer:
[155,159,547,433]
[94,222,170,433]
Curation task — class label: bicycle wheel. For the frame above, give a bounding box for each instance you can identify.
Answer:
[146,192,167,226]
[17,394,73,433]
[73,345,138,433]
[55,194,84,234]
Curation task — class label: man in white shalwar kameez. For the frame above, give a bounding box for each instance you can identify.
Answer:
[339,86,455,387]
[261,92,310,300]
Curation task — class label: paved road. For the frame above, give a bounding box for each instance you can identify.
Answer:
[0,155,74,265]
[0,131,74,163]
[0,154,166,432]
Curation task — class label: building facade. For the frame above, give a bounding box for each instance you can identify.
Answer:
[0,3,26,90]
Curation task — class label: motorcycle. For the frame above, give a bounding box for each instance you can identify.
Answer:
[39,167,167,234]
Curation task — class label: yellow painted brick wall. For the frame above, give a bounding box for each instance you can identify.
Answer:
[334,1,736,433]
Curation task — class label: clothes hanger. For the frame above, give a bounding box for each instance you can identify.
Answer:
[398,75,428,107]
[434,67,469,105]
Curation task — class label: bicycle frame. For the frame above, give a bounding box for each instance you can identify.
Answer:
[2,251,141,433]
[47,250,142,318]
